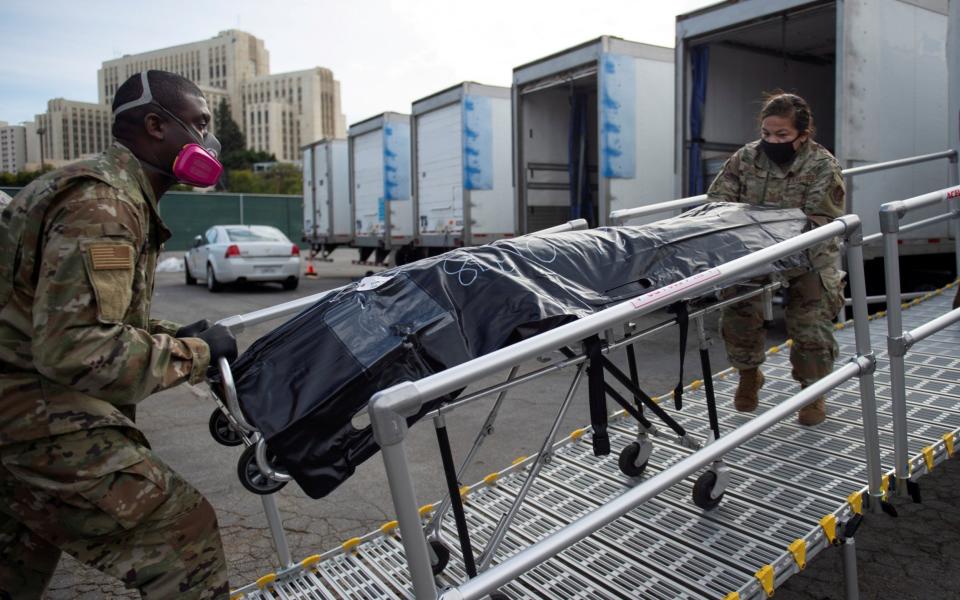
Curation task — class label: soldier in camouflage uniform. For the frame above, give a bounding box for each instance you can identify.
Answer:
[0,71,237,598]
[707,93,845,426]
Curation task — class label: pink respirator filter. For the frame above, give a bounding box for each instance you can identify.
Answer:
[172,144,223,187]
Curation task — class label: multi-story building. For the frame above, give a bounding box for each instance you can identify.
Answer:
[22,121,41,167]
[98,29,269,124]
[241,68,347,161]
[97,30,345,161]
[0,120,47,173]
[34,99,112,167]
[0,122,26,174]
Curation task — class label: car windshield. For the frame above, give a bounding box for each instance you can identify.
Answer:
[225,227,287,243]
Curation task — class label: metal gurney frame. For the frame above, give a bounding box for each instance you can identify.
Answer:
[202,211,795,585]
[364,214,885,599]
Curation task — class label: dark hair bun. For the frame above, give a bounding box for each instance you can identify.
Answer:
[759,90,815,137]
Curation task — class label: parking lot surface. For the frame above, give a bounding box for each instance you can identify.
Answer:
[44,250,960,599]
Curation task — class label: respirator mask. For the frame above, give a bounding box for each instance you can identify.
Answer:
[113,72,223,187]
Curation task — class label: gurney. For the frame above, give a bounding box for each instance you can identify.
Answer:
[203,202,814,580]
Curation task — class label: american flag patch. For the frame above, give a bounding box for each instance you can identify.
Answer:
[89,244,133,270]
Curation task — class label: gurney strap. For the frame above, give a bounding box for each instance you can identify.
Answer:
[673,302,690,411]
[585,336,610,456]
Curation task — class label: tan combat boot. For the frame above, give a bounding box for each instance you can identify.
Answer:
[734,368,764,412]
[798,397,827,426]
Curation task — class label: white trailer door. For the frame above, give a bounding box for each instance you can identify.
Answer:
[314,144,330,238]
[607,54,675,224]
[843,0,950,243]
[302,146,315,242]
[331,141,352,240]
[384,119,414,242]
[353,130,385,239]
[467,95,515,240]
[417,103,463,236]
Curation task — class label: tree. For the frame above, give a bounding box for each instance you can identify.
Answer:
[223,164,301,195]
[214,98,246,159]
[0,165,53,188]
[213,98,277,171]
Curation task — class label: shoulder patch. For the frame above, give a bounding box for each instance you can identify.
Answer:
[89,244,133,270]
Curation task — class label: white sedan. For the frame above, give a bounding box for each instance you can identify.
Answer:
[184,225,302,292]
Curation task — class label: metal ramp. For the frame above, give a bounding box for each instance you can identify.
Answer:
[232,284,960,600]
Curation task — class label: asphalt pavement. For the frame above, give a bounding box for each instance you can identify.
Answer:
[44,249,960,599]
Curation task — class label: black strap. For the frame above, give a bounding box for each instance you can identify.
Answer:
[672,302,690,410]
[585,335,610,456]
[699,346,721,441]
[625,339,643,415]
[434,424,477,577]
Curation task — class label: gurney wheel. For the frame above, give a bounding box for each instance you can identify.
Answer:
[692,470,724,510]
[428,539,450,575]
[209,409,243,447]
[617,442,648,477]
[237,445,288,495]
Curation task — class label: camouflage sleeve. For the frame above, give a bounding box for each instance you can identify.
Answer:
[804,158,845,224]
[149,318,183,336]
[31,184,210,405]
[705,151,743,203]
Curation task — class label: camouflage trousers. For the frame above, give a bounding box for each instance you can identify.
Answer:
[720,268,845,386]
[0,427,228,599]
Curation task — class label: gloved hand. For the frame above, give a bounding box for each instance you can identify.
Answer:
[196,324,238,365]
[175,319,211,338]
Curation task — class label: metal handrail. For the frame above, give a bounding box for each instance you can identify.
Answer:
[842,149,957,177]
[610,149,959,226]
[879,183,960,492]
[440,359,870,600]
[609,193,708,224]
[369,214,883,599]
[902,306,960,348]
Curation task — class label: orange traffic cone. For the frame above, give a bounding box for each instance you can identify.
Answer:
[305,260,318,278]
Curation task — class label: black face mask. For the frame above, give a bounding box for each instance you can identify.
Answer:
[760,137,799,166]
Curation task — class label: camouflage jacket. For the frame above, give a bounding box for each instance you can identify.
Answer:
[706,139,845,269]
[0,143,210,446]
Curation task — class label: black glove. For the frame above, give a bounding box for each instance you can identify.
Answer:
[196,324,238,365]
[175,319,211,338]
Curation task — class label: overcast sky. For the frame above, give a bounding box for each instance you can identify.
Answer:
[1,0,717,126]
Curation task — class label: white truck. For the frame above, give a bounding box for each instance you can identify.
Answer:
[301,139,350,258]
[675,0,957,277]
[348,112,414,265]
[411,82,514,253]
[512,36,675,231]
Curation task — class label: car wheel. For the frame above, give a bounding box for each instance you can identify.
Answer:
[206,263,223,292]
[184,259,197,285]
[282,277,299,291]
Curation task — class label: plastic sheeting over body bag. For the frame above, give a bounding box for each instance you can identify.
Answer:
[225,203,813,498]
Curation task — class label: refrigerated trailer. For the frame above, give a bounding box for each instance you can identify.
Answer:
[676,0,955,264]
[301,139,350,256]
[512,36,674,231]
[411,82,514,251]
[348,112,414,264]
